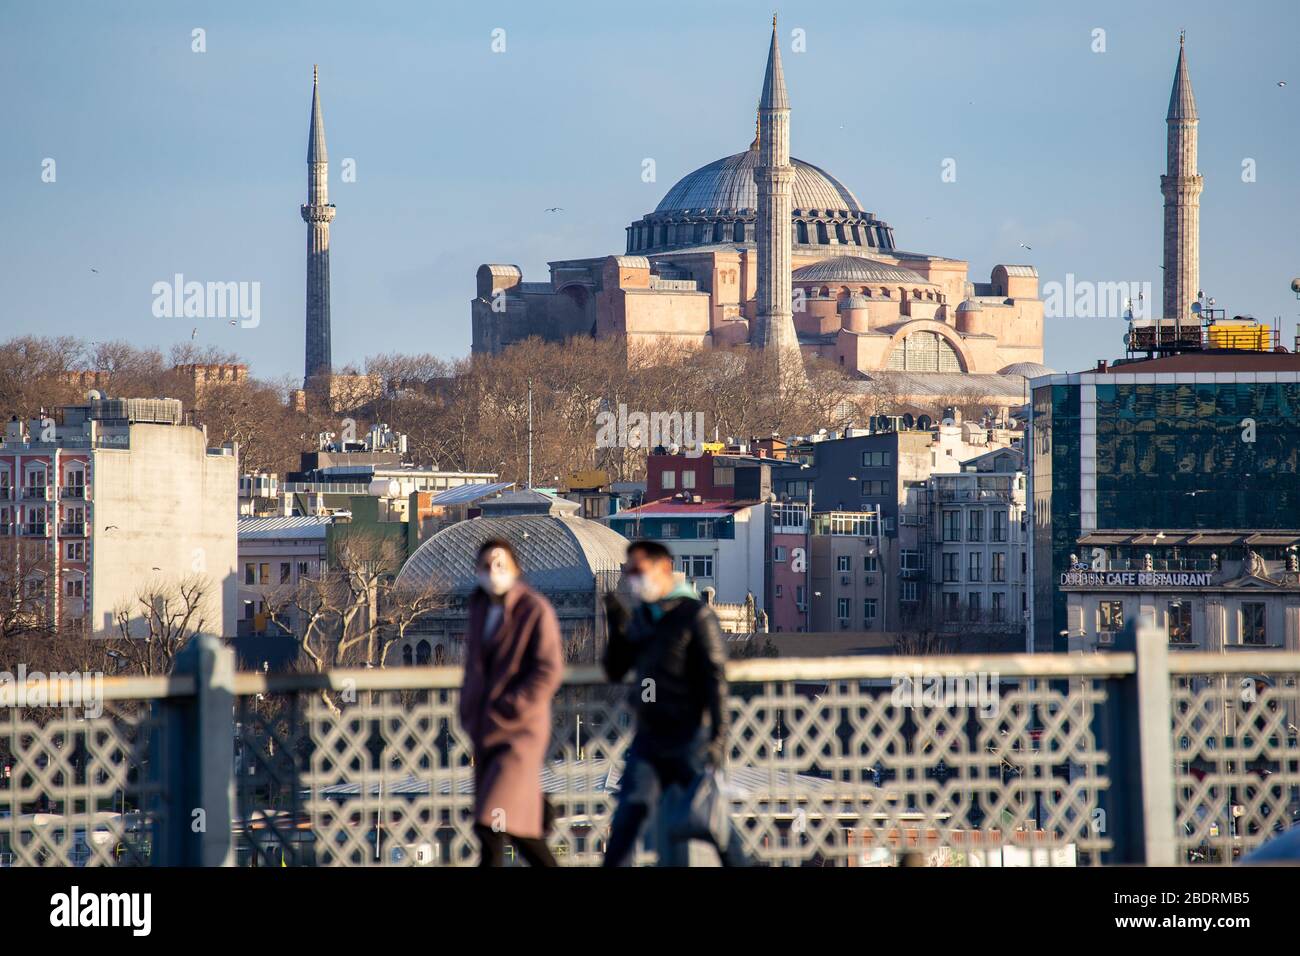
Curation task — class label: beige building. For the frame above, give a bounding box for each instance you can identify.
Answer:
[473,25,1044,391]
[0,397,237,639]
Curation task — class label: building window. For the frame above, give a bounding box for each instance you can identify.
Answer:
[836,555,852,572]
[682,554,713,579]
[900,550,921,571]
[1167,601,1192,644]
[297,561,310,578]
[967,511,984,542]
[967,593,982,621]
[991,552,1006,583]
[259,563,270,585]
[773,546,786,562]
[796,585,806,608]
[860,451,892,467]
[713,465,735,487]
[245,563,255,586]
[864,555,878,573]
[900,580,918,602]
[992,510,1007,543]
[864,598,877,621]
[280,562,291,584]
[64,577,83,598]
[1241,602,1266,645]
[968,552,982,583]
[1099,601,1124,636]
[943,592,960,621]
[991,592,1005,622]
[837,597,850,620]
[696,520,715,538]
[660,522,679,539]
[775,585,783,598]
[682,470,696,490]
[942,511,961,542]
[65,541,84,561]
[942,553,959,583]
[861,480,891,496]
[661,471,676,490]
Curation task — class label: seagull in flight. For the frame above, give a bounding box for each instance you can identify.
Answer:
[1018,242,1033,251]
[90,268,99,274]
[191,327,198,339]
[545,207,564,213]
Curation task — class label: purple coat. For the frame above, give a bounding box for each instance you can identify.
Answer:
[459,582,563,839]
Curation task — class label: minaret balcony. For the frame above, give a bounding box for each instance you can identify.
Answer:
[301,203,336,223]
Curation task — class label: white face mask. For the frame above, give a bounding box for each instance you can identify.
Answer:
[625,573,666,604]
[477,549,518,597]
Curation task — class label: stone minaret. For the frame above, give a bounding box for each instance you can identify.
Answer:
[1160,35,1201,322]
[752,19,801,372]
[302,65,335,386]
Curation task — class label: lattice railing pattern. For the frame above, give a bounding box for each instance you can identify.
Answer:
[231,678,1110,866]
[0,703,163,867]
[1171,672,1300,864]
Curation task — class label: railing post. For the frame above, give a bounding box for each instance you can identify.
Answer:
[154,634,236,866]
[1102,622,1177,864]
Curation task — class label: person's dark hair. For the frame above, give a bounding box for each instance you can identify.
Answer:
[627,539,673,565]
[476,538,520,567]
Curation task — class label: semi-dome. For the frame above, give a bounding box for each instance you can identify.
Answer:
[793,256,929,286]
[655,151,863,215]
[626,147,896,256]
[998,361,1056,378]
[956,298,983,312]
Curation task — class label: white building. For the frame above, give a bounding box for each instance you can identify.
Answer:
[236,515,331,636]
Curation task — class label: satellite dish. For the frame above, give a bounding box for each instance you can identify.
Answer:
[917,415,932,431]
[902,413,915,430]
[86,389,103,401]
[1291,278,1300,295]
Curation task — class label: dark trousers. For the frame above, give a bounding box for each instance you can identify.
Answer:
[603,735,749,867]
[474,823,558,868]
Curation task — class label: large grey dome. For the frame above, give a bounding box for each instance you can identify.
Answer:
[655,150,863,215]
[395,513,628,594]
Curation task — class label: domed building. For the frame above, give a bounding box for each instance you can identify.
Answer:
[391,490,627,665]
[471,23,1044,403]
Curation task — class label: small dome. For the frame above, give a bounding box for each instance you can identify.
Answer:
[998,361,1056,378]
[956,299,983,312]
[838,294,870,312]
[792,256,929,285]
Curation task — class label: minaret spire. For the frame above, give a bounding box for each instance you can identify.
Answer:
[1160,35,1202,322]
[752,17,802,379]
[302,65,335,388]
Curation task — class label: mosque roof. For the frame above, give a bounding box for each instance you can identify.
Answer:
[654,150,863,216]
[792,256,930,285]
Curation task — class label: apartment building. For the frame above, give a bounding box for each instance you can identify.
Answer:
[0,397,237,638]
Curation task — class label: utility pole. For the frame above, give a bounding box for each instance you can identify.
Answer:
[527,378,533,490]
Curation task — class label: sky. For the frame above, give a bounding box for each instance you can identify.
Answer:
[2,0,1298,381]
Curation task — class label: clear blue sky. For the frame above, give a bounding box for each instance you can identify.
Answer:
[2,0,1297,380]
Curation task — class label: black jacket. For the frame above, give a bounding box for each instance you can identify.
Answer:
[603,592,729,761]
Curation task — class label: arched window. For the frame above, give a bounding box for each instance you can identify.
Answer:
[733,221,745,242]
[796,221,808,244]
[713,221,725,243]
[402,645,413,666]
[416,640,431,665]
[816,223,829,244]
[835,223,847,243]
[887,331,963,372]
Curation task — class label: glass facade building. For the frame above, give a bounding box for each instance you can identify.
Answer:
[1031,366,1300,652]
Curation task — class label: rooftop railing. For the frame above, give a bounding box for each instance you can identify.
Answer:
[1,632,1296,867]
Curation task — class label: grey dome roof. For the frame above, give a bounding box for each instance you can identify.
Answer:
[655,150,862,215]
[395,514,628,594]
[956,298,983,312]
[997,361,1056,378]
[792,256,929,285]
[837,293,870,311]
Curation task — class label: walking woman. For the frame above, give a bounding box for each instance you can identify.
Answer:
[459,538,563,867]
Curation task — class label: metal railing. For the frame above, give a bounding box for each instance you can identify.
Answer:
[1,631,1297,867]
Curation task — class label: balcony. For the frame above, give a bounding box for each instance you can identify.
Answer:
[21,524,47,537]
[60,486,85,499]
[21,486,49,501]
[0,487,11,501]
[59,522,86,537]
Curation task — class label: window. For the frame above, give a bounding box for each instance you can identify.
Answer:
[696,520,716,538]
[65,541,84,561]
[259,563,270,585]
[992,552,1006,583]
[991,592,1005,622]
[992,510,1008,543]
[864,598,877,621]
[280,562,291,584]
[795,585,806,608]
[900,580,918,602]
[775,585,783,598]
[683,555,713,578]
[297,560,311,578]
[836,555,852,572]
[660,522,679,539]
[942,511,961,542]
[942,553,959,583]
[837,597,850,620]
[681,470,696,490]
[900,550,922,571]
[1021,552,1028,575]
[861,480,891,496]
[773,546,787,562]
[967,511,984,542]
[1167,601,1192,644]
[943,592,960,621]
[1099,601,1124,635]
[245,563,255,586]
[860,451,892,468]
[64,577,83,598]
[967,593,982,621]
[968,552,982,582]
[661,470,676,491]
[713,465,735,487]
[863,555,878,573]
[1241,602,1266,646]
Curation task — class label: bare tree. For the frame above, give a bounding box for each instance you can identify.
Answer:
[110,575,214,675]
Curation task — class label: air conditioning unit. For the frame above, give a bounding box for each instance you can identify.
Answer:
[1097,631,1114,646]
[863,576,875,586]
[840,574,851,586]
[838,619,850,630]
